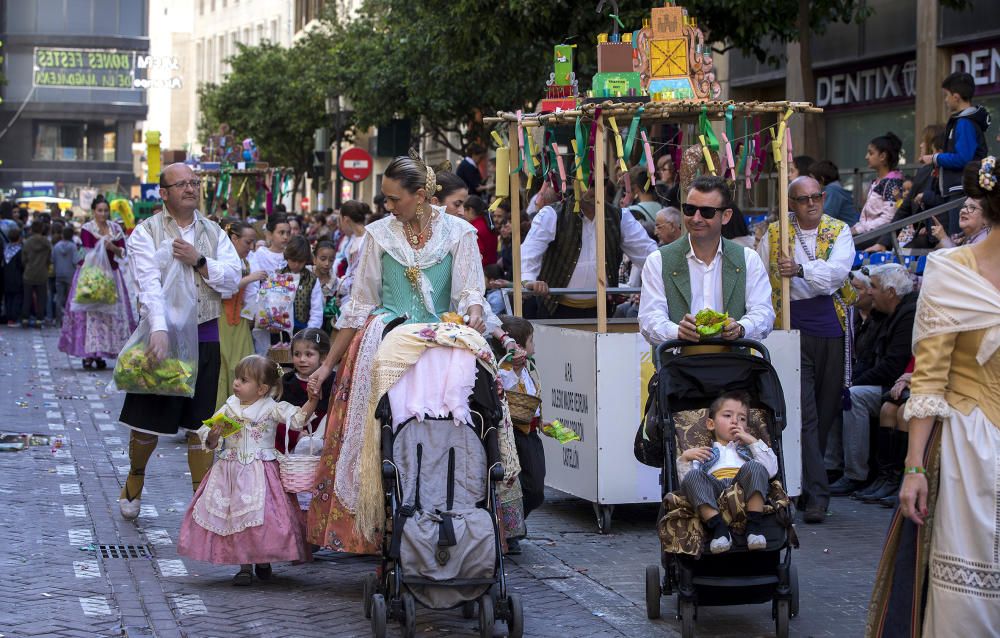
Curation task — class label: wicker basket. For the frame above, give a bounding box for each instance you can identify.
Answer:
[277,427,320,493]
[506,389,541,426]
[267,344,293,364]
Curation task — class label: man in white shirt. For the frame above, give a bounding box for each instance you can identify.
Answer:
[638,176,774,344]
[756,175,855,524]
[520,183,657,319]
[118,163,241,520]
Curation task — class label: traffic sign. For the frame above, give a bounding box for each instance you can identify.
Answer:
[338,147,373,183]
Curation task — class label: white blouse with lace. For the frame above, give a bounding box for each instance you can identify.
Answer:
[337,207,487,330]
[197,395,311,464]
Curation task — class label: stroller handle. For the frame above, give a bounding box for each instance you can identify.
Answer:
[654,337,771,369]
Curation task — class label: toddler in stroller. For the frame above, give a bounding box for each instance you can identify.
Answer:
[362,322,524,638]
[678,391,778,554]
[643,338,799,638]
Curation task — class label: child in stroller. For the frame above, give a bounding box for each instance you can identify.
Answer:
[678,391,777,554]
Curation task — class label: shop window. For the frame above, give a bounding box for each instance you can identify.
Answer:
[825,107,914,174]
[33,122,117,162]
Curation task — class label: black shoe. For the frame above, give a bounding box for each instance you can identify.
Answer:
[853,477,887,500]
[506,538,522,555]
[254,563,272,580]
[803,507,827,524]
[879,495,899,508]
[829,476,867,496]
[826,469,843,485]
[232,568,253,586]
[861,478,900,503]
[95,358,107,370]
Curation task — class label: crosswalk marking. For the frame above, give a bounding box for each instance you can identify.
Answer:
[68,529,93,545]
[168,593,207,615]
[103,437,122,445]
[56,465,76,476]
[74,560,100,578]
[146,528,173,545]
[139,504,159,518]
[79,596,112,616]
[157,559,188,577]
[46,410,61,420]
[48,422,65,431]
[60,483,81,495]
[63,504,87,517]
[98,423,116,431]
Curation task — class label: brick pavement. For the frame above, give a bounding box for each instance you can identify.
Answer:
[0,327,626,638]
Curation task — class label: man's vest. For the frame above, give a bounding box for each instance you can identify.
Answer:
[657,237,747,324]
[141,210,223,325]
[536,203,622,315]
[766,214,857,331]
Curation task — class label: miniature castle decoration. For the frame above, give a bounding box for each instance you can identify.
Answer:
[641,2,722,102]
[539,44,580,113]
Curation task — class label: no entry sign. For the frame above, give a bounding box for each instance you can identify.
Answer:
[338,147,373,182]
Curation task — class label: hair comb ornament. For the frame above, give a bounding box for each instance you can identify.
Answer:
[979,156,997,192]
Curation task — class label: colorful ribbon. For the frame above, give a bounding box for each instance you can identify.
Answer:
[609,116,627,174]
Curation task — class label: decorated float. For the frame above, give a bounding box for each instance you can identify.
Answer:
[485,1,820,532]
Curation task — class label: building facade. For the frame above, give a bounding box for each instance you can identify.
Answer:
[727,0,1000,173]
[0,0,149,198]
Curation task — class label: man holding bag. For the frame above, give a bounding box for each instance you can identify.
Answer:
[118,163,241,520]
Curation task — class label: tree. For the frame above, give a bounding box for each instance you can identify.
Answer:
[311,1,649,154]
[682,0,972,156]
[198,41,331,203]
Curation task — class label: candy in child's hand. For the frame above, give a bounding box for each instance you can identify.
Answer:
[541,420,580,444]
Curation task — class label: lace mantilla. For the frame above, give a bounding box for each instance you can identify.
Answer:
[340,209,486,328]
[902,394,951,420]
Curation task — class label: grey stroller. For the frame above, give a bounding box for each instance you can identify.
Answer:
[362,350,524,638]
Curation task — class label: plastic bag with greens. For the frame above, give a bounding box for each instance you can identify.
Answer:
[541,420,581,444]
[70,242,119,313]
[694,308,729,337]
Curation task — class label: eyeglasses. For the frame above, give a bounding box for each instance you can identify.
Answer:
[790,193,824,204]
[681,203,725,219]
[162,179,202,190]
[960,205,983,215]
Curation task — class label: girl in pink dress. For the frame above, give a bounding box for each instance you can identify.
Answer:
[178,355,318,585]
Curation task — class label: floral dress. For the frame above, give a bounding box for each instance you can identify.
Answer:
[58,220,136,359]
[307,209,515,553]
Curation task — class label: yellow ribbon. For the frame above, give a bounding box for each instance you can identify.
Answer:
[699,135,716,175]
[609,116,627,174]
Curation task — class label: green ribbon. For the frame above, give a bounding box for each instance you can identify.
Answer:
[575,116,590,184]
[608,13,625,30]
[736,116,750,175]
[698,105,719,152]
[725,105,736,147]
[624,106,644,160]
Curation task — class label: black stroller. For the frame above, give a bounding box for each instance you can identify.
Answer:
[363,351,524,638]
[643,338,799,638]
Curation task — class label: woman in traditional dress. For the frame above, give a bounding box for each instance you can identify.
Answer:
[306,153,519,554]
[58,195,136,368]
[867,158,1000,636]
[217,221,264,407]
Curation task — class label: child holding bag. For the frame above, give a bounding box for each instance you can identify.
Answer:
[178,354,318,585]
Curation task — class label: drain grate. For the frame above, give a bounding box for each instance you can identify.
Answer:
[97,544,152,559]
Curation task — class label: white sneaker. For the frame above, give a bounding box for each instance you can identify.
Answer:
[747,533,767,551]
[709,534,732,554]
[119,497,141,520]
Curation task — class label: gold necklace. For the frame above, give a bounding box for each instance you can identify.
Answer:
[405,210,435,246]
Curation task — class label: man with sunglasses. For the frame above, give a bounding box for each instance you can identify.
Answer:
[117,163,241,520]
[638,176,774,345]
[757,175,855,524]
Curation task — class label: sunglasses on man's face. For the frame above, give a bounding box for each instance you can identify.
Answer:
[681,203,725,219]
[790,193,824,205]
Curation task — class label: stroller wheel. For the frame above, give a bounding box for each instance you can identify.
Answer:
[645,564,662,619]
[790,564,800,618]
[679,599,696,638]
[461,601,476,619]
[477,593,494,638]
[401,592,416,638]
[370,594,387,638]
[506,593,524,638]
[362,573,377,619]
[775,599,790,638]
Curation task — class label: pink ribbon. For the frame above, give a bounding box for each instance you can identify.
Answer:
[720,131,735,180]
[785,127,794,165]
[552,142,567,193]
[641,130,656,186]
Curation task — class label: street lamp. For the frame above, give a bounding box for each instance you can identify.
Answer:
[325,94,353,208]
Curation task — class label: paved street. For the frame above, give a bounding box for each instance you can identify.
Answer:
[1,326,890,637]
